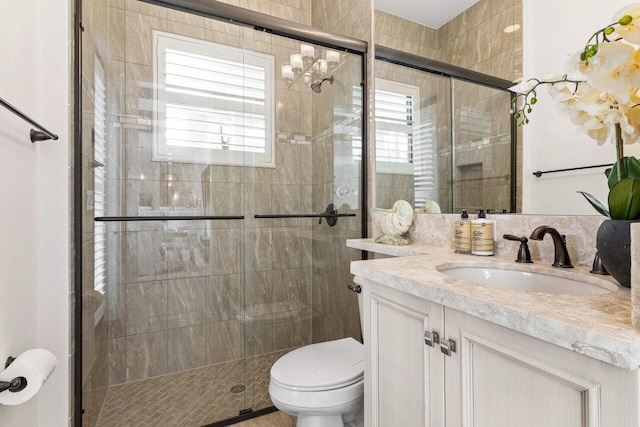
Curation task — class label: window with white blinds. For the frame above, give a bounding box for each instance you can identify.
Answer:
[374,79,420,175]
[412,116,436,209]
[153,32,275,167]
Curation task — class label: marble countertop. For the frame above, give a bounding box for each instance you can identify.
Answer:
[348,239,640,369]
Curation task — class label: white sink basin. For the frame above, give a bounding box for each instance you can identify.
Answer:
[439,266,614,295]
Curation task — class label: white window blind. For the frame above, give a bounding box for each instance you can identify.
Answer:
[412,116,436,209]
[375,88,414,164]
[373,79,420,175]
[153,32,275,167]
[358,79,438,208]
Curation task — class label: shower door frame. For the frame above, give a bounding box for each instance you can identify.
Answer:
[374,45,519,213]
[72,1,369,426]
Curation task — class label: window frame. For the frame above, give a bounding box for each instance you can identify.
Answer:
[152,30,276,167]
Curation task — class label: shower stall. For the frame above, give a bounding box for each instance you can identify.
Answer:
[77,1,365,425]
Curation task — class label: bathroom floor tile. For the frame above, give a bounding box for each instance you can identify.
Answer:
[94,349,295,427]
[229,411,296,427]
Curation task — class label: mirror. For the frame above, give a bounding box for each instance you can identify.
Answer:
[372,0,522,214]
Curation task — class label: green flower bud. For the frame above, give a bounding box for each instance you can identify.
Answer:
[530,97,537,105]
[620,15,633,25]
[524,118,529,124]
[527,108,532,113]
[605,27,615,35]
[515,112,521,119]
[580,51,587,61]
[511,97,517,103]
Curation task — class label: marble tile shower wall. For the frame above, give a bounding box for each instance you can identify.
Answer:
[377,2,522,73]
[436,0,522,80]
[80,3,322,420]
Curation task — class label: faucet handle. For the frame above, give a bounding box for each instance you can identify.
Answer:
[503,234,533,263]
[590,252,610,275]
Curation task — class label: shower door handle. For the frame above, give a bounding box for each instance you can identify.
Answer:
[254,204,356,227]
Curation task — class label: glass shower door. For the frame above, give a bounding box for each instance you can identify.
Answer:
[82,4,257,425]
[81,1,364,425]
[242,30,364,412]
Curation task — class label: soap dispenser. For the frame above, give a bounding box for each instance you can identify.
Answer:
[471,210,495,256]
[454,210,471,253]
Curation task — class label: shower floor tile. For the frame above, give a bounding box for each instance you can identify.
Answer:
[95,350,293,427]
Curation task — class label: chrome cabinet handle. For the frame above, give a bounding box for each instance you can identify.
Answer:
[424,331,440,347]
[440,338,456,356]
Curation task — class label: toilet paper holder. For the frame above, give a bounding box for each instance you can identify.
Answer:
[0,357,27,394]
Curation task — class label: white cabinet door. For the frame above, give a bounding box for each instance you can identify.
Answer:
[364,279,445,427]
[444,308,640,427]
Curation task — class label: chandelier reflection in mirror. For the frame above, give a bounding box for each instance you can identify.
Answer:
[281,43,340,90]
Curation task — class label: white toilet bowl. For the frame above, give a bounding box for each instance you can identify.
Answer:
[269,337,364,427]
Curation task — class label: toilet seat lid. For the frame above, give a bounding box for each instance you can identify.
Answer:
[270,337,364,391]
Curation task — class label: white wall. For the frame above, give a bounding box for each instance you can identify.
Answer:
[0,0,70,426]
[522,0,640,214]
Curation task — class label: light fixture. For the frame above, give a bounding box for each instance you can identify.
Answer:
[315,58,328,75]
[290,52,303,74]
[326,50,340,71]
[281,63,294,85]
[280,46,339,91]
[300,43,315,67]
[504,24,520,33]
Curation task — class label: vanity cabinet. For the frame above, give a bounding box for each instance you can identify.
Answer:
[362,278,640,427]
[365,281,445,426]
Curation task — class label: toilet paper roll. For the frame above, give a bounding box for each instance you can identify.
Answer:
[0,349,57,405]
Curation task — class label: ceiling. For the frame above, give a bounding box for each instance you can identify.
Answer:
[374,0,481,29]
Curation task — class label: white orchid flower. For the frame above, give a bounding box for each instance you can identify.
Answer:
[565,43,634,80]
[565,50,598,80]
[572,90,617,117]
[548,80,577,102]
[508,79,537,94]
[580,126,611,145]
[513,8,640,152]
[540,73,562,82]
[613,3,640,45]
[596,42,635,72]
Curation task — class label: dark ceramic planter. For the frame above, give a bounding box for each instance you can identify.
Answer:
[596,219,640,288]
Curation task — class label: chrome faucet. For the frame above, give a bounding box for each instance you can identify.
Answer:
[529,226,574,268]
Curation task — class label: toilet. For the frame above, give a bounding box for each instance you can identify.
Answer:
[269,285,365,427]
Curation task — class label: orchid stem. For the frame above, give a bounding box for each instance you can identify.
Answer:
[615,123,626,181]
